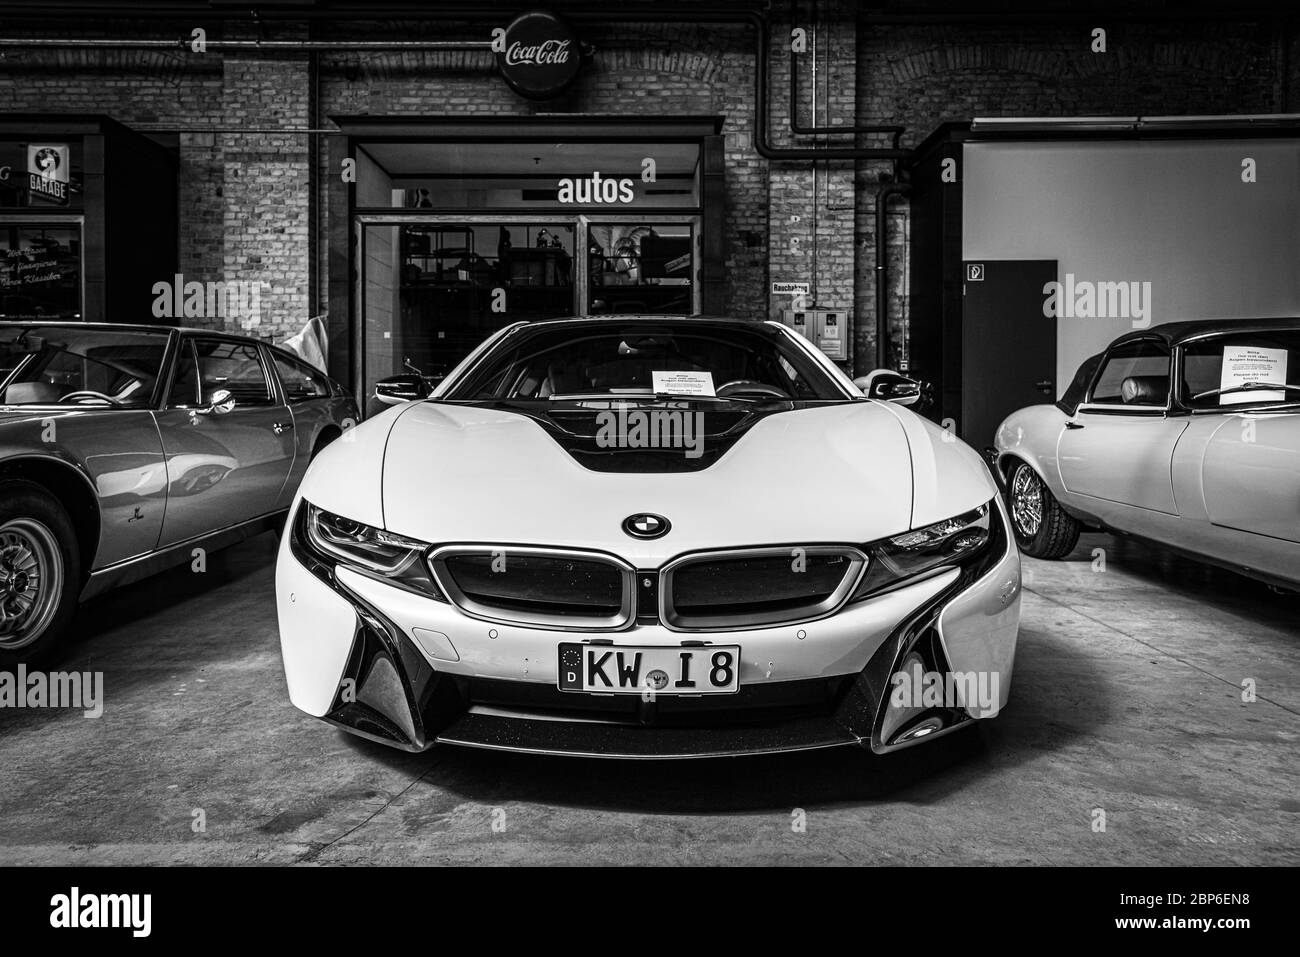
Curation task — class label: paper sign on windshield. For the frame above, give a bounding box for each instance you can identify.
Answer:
[651,371,716,397]
[1219,345,1287,405]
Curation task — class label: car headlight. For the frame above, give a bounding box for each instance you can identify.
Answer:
[852,502,994,600]
[300,503,446,600]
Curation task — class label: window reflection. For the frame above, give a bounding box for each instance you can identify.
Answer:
[588,223,693,314]
[0,224,81,318]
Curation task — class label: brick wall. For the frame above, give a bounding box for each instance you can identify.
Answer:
[221,54,312,338]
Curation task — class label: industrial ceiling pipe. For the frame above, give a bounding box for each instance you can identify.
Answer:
[3,1,1285,22]
[0,2,770,19]
[0,38,493,49]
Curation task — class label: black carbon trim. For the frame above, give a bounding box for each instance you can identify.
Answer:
[456,400,850,473]
[434,712,858,760]
[837,499,1011,752]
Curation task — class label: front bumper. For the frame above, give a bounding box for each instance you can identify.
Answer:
[275,499,1021,759]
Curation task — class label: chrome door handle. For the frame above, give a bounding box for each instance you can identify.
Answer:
[1064,421,1085,430]
[273,422,294,434]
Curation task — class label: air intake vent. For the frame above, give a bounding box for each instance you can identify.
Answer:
[661,547,868,631]
[429,546,635,631]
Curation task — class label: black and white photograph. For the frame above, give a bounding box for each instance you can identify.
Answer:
[0,0,1294,933]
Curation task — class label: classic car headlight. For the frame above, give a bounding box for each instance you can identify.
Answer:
[852,503,994,600]
[300,503,446,600]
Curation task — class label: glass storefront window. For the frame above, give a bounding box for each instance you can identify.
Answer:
[362,220,577,392]
[0,223,82,318]
[587,222,694,315]
[351,136,705,399]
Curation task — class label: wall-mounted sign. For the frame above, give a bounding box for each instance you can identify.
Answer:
[771,281,810,295]
[496,10,581,100]
[28,144,69,206]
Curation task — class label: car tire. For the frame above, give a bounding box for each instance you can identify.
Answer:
[0,480,81,667]
[1006,461,1080,559]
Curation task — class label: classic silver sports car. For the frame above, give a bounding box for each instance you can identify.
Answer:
[0,322,357,663]
[992,318,1300,588]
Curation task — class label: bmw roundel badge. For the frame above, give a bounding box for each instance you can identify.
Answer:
[623,513,670,539]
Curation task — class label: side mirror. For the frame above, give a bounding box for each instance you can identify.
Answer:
[374,374,430,403]
[853,370,921,407]
[198,388,236,415]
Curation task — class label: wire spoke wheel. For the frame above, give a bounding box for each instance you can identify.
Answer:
[1010,466,1044,540]
[0,519,64,651]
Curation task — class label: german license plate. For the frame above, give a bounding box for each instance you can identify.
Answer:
[558,643,741,695]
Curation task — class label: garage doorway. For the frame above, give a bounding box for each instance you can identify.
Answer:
[340,118,721,401]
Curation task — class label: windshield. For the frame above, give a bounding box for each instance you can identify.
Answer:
[1181,330,1300,410]
[0,325,170,408]
[444,322,847,403]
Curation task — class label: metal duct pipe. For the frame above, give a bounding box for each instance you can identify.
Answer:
[0,2,1285,23]
[875,182,911,370]
[790,52,905,146]
[748,11,912,162]
[0,2,770,20]
[0,38,492,50]
[788,0,904,146]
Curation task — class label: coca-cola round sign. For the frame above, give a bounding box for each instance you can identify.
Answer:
[496,10,581,100]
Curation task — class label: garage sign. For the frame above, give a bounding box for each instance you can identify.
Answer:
[28,144,69,205]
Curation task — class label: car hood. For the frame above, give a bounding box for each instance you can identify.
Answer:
[373,401,993,564]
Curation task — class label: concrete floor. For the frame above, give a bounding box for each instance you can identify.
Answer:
[1,530,1297,866]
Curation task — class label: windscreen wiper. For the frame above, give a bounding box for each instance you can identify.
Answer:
[1192,382,1300,400]
[548,392,748,404]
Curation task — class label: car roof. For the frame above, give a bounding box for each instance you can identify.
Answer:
[0,320,175,335]
[0,320,277,345]
[506,315,775,332]
[1112,317,1300,349]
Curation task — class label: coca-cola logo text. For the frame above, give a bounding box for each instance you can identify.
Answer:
[505,39,571,67]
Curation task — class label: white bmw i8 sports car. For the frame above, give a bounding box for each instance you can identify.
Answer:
[276,316,1021,759]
